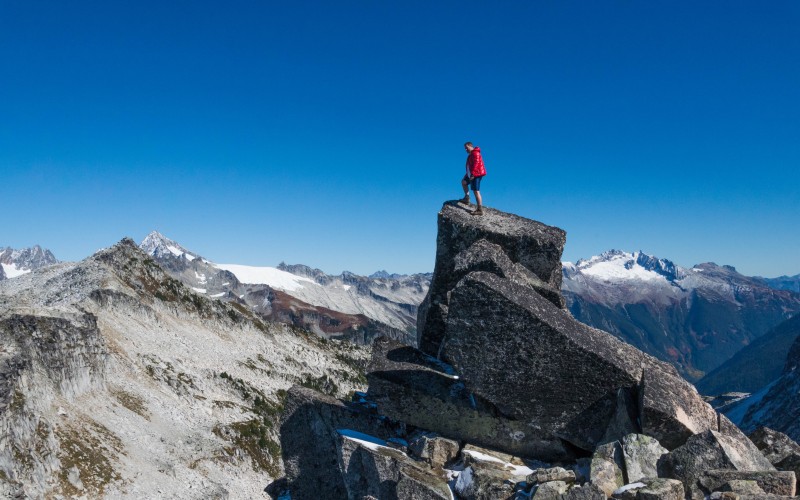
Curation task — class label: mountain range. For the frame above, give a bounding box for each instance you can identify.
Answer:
[140,231,430,346]
[563,250,800,385]
[5,238,800,396]
[0,238,369,497]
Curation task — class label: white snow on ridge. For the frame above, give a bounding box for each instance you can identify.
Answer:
[167,245,195,261]
[214,263,318,291]
[572,251,667,283]
[2,263,30,279]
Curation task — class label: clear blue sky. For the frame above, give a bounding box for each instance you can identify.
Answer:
[2,1,798,277]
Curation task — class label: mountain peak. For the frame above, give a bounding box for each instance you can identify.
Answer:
[0,244,59,279]
[140,231,199,262]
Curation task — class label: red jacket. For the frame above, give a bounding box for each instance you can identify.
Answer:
[466,147,486,177]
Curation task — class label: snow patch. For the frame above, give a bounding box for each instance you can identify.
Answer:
[214,263,318,291]
[191,287,207,294]
[614,483,646,495]
[462,449,534,476]
[337,429,390,451]
[1,263,29,279]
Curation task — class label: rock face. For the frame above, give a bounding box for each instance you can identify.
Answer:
[278,385,455,500]
[407,205,732,459]
[417,202,566,357]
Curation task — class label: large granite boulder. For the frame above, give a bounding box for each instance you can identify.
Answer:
[621,433,669,484]
[439,270,719,455]
[366,336,572,458]
[279,385,406,500]
[657,430,776,495]
[417,202,566,356]
[749,427,800,473]
[336,430,450,500]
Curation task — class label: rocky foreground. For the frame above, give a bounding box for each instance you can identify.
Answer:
[276,202,799,500]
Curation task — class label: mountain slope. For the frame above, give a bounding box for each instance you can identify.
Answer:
[697,312,800,395]
[139,231,430,345]
[0,238,368,498]
[562,250,800,383]
[725,330,800,442]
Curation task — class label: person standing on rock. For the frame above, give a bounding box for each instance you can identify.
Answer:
[459,142,486,215]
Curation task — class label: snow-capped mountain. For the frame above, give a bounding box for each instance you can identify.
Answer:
[0,245,58,280]
[139,231,431,345]
[562,250,800,386]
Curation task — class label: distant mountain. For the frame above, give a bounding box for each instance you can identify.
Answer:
[562,250,800,383]
[758,274,800,293]
[696,313,800,395]
[0,245,58,280]
[139,231,431,345]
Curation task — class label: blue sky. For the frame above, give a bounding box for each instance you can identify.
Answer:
[2,1,798,277]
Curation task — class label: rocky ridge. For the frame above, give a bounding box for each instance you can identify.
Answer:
[276,202,798,499]
[0,238,369,498]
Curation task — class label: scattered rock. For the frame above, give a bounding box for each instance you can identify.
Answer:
[590,441,625,497]
[658,430,776,493]
[561,483,607,499]
[718,479,766,495]
[396,466,452,500]
[698,469,796,497]
[527,466,576,484]
[408,433,460,468]
[621,433,668,483]
[532,479,569,498]
[634,478,684,500]
[454,465,517,500]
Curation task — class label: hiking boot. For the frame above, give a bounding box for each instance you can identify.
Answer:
[473,206,484,216]
[459,195,470,204]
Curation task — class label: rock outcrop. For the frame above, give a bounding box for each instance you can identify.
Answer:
[417,202,566,357]
[277,203,791,499]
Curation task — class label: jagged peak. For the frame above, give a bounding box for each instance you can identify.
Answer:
[140,231,200,262]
